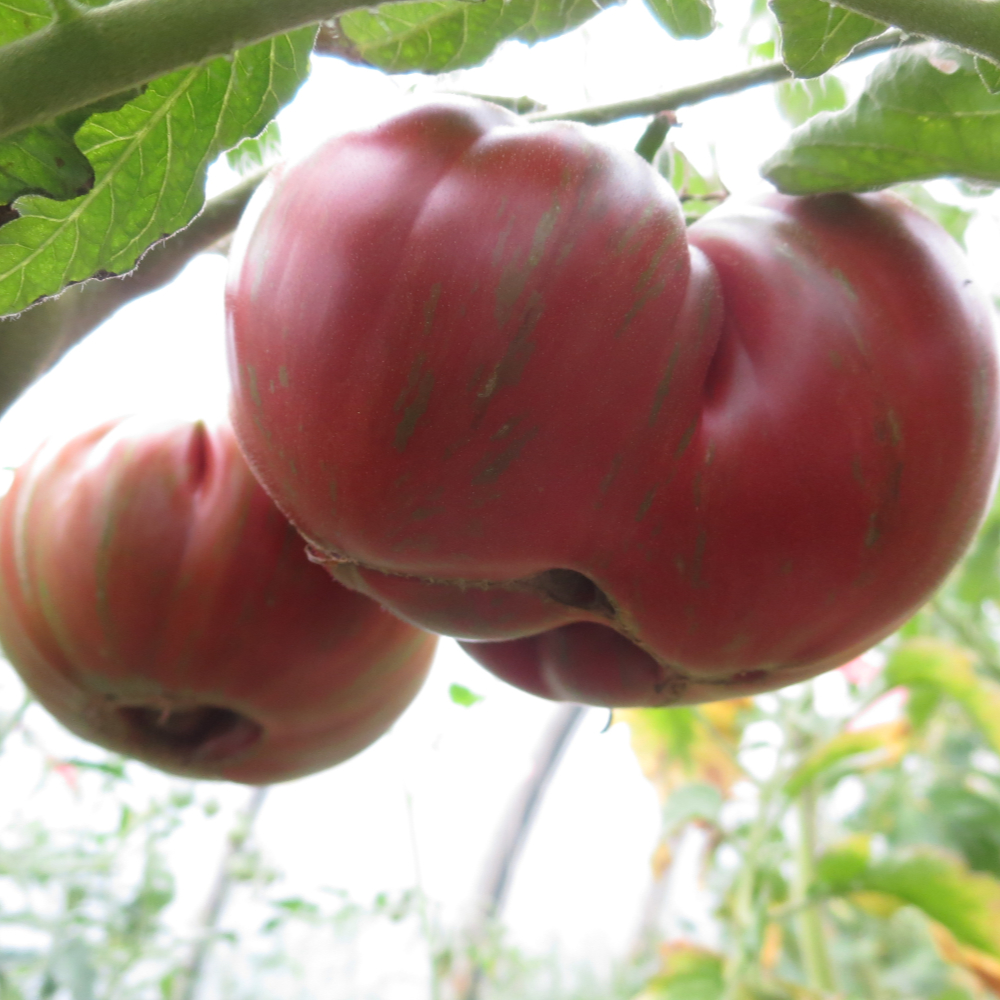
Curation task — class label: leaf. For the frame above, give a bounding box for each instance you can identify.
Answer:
[0,0,52,46]
[642,0,715,40]
[227,121,282,176]
[0,26,314,316]
[0,123,94,205]
[768,0,885,78]
[930,923,1000,998]
[892,183,973,247]
[955,494,1000,606]
[977,57,1000,95]
[824,847,1000,957]
[334,0,611,74]
[784,721,909,798]
[448,683,483,707]
[816,833,871,888]
[763,47,1000,195]
[928,783,1000,880]
[775,75,846,127]
[657,144,728,223]
[636,943,725,1000]
[619,699,748,799]
[886,639,1000,756]
[661,782,723,832]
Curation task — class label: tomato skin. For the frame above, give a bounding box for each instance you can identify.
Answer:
[227,99,999,706]
[0,418,435,782]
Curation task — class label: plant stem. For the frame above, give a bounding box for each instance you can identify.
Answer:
[792,782,837,994]
[171,786,269,1000]
[461,703,586,1000]
[634,111,676,163]
[831,0,1000,64]
[0,694,31,751]
[0,167,267,417]
[724,769,784,999]
[528,30,910,126]
[0,0,366,141]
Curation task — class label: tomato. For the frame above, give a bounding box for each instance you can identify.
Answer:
[0,417,435,782]
[226,98,999,707]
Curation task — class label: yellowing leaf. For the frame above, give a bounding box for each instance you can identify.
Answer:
[635,942,725,1000]
[784,720,909,798]
[887,638,1000,755]
[619,700,747,799]
[930,922,1000,997]
[848,890,904,918]
[760,922,783,971]
[823,846,1000,958]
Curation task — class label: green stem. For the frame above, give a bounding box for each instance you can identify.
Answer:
[0,167,267,418]
[792,783,836,994]
[831,0,1000,64]
[0,694,31,751]
[172,786,269,1000]
[724,770,784,1000]
[634,111,676,163]
[0,0,367,141]
[528,31,910,126]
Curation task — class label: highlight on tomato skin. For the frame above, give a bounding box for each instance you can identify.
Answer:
[0,417,436,784]
[226,97,1000,708]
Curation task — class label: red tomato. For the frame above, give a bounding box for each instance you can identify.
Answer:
[226,99,999,706]
[0,418,435,781]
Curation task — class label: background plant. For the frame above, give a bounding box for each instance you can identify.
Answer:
[3,0,1000,996]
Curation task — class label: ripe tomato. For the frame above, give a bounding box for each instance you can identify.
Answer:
[226,99,999,706]
[0,418,435,781]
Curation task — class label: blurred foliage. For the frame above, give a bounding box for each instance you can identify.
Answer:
[611,488,1000,1000]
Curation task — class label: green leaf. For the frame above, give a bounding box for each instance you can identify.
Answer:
[636,944,724,1000]
[784,721,908,798]
[226,121,282,176]
[763,48,1000,194]
[448,683,483,707]
[0,26,314,316]
[775,74,846,127]
[657,145,728,223]
[816,834,871,889]
[977,57,1000,95]
[0,124,93,204]
[335,0,611,74]
[820,844,1000,956]
[662,782,723,831]
[927,783,1000,880]
[863,851,1000,957]
[0,0,52,46]
[768,0,885,77]
[641,0,715,40]
[886,639,1000,756]
[0,86,150,210]
[955,495,1000,605]
[892,183,973,248]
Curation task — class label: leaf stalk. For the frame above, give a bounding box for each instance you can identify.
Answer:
[0,0,363,141]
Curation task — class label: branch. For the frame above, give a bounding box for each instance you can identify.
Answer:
[0,0,368,141]
[831,0,1000,64]
[172,786,270,1000]
[0,168,267,419]
[528,30,911,126]
[460,703,586,1000]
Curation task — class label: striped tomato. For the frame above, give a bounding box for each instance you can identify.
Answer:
[0,418,435,781]
[226,99,999,706]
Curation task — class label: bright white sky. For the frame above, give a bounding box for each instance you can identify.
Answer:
[1,1,998,994]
